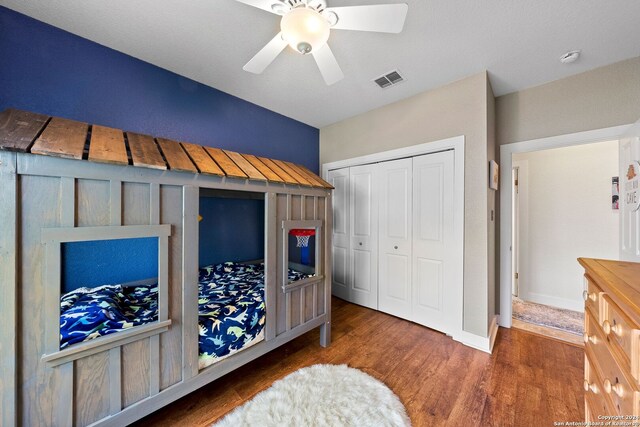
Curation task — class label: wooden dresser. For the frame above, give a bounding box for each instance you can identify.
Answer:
[579,258,640,421]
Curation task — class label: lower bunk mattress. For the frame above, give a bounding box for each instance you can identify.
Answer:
[60,262,310,369]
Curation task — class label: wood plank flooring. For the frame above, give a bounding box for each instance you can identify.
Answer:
[133,297,584,426]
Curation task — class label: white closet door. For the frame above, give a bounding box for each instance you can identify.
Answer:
[378,158,412,318]
[412,150,454,334]
[349,164,378,309]
[327,168,351,300]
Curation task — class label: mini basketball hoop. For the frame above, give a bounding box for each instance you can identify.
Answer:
[290,229,315,248]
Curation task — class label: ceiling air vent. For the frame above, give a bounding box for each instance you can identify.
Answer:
[373,70,405,89]
[374,76,392,88]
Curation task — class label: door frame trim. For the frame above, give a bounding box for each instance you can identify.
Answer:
[323,135,465,340]
[499,124,631,328]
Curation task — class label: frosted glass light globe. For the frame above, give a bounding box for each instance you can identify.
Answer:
[280,7,330,55]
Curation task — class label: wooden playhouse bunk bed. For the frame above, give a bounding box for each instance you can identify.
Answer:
[0,109,333,427]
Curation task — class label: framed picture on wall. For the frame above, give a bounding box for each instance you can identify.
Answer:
[612,176,619,210]
[489,160,499,190]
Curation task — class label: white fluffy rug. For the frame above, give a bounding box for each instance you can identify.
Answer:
[213,364,411,427]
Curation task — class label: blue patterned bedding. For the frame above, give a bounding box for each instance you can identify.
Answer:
[60,262,310,365]
[60,284,158,349]
[197,262,266,365]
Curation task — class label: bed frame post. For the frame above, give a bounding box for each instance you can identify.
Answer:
[320,192,332,347]
[149,183,161,396]
[0,151,17,427]
[109,180,123,415]
[182,185,200,380]
[265,193,277,341]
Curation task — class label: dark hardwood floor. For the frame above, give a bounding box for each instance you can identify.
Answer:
[134,297,584,426]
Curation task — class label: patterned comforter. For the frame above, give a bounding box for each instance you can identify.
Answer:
[60,283,158,349]
[60,261,309,368]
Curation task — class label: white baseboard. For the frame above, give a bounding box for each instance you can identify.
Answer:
[522,292,584,313]
[453,315,500,354]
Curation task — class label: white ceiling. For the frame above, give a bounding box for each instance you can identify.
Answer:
[2,0,640,128]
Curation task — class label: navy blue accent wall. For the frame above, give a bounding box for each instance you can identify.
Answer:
[0,6,319,172]
[62,238,158,293]
[199,198,265,268]
[0,6,319,288]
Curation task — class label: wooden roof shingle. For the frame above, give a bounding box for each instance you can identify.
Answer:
[0,109,333,189]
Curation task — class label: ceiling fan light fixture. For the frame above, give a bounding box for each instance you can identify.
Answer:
[271,2,289,15]
[280,7,330,54]
[323,11,338,26]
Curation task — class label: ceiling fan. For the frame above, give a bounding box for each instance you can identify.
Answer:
[235,0,409,85]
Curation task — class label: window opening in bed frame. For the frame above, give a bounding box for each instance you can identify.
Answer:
[197,190,267,369]
[60,237,159,350]
[287,229,317,281]
[282,220,323,291]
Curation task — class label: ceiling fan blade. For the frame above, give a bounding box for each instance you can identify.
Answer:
[233,0,289,14]
[312,44,344,86]
[325,3,408,33]
[243,33,288,74]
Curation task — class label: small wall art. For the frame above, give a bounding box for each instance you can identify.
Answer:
[612,176,619,210]
[489,160,499,190]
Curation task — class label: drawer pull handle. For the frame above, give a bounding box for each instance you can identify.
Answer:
[603,379,624,397]
[602,320,623,336]
[582,333,597,344]
[583,379,598,394]
[582,290,596,302]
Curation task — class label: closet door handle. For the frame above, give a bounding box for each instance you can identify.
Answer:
[394,246,398,249]
[359,242,362,246]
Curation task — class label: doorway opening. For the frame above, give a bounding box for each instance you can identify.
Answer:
[499,124,634,346]
[508,140,619,343]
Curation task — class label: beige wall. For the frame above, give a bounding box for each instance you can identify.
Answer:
[497,57,640,146]
[320,72,494,337]
[487,77,497,329]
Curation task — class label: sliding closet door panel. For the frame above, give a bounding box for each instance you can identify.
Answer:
[412,150,454,334]
[328,168,350,300]
[378,158,412,318]
[417,171,443,242]
[352,178,372,238]
[349,164,378,309]
[416,258,442,309]
[352,250,372,291]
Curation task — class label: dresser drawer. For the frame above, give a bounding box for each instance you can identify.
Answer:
[585,397,594,424]
[585,397,593,423]
[584,276,604,325]
[585,353,617,416]
[584,308,602,347]
[602,295,640,384]
[586,316,640,415]
[580,258,640,421]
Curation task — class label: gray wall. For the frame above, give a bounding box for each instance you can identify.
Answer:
[320,72,495,337]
